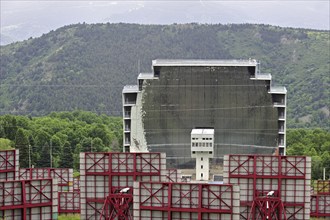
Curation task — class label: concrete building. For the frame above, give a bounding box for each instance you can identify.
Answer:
[191,128,214,181]
[122,59,287,169]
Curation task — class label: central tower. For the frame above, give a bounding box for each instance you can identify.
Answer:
[191,128,214,181]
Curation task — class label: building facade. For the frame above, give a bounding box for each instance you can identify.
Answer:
[122,59,286,168]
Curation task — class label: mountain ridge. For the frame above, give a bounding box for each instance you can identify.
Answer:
[0,23,329,129]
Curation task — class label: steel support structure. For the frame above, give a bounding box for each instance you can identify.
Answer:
[58,191,80,214]
[310,194,330,218]
[165,169,180,182]
[248,197,286,220]
[314,180,330,195]
[19,168,73,191]
[80,152,166,220]
[224,155,311,220]
[134,181,240,220]
[100,192,133,220]
[0,178,58,219]
[73,176,80,191]
[0,149,18,181]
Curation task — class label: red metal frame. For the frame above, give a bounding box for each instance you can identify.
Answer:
[165,169,179,182]
[315,180,330,195]
[136,182,237,220]
[58,191,80,214]
[73,176,80,191]
[81,152,165,220]
[248,197,287,220]
[0,149,18,181]
[19,168,73,191]
[224,155,309,220]
[100,191,133,220]
[0,178,56,220]
[310,195,330,218]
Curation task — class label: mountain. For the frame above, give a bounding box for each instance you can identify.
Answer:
[2,1,329,45]
[0,23,329,129]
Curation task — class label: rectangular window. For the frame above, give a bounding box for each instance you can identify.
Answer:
[201,157,203,161]
[201,173,203,177]
[201,165,203,169]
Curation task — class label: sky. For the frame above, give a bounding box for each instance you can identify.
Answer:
[1,0,329,44]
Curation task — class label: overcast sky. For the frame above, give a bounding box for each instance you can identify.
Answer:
[1,0,329,44]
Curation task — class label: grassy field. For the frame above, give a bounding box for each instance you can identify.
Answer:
[57,214,328,219]
[58,214,80,220]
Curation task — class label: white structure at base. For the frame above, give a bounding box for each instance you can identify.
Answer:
[191,129,214,181]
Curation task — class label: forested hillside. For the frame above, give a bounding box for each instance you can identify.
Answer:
[0,23,329,128]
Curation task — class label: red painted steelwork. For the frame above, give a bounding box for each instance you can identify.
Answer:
[81,152,165,220]
[0,178,56,219]
[315,180,330,195]
[73,176,80,191]
[136,182,235,220]
[224,155,310,220]
[58,191,80,214]
[248,196,286,220]
[165,169,179,182]
[311,194,330,218]
[100,191,133,220]
[0,150,18,181]
[19,168,73,191]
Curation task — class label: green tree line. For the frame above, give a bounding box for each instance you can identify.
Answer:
[1,112,329,179]
[286,129,330,180]
[0,111,122,170]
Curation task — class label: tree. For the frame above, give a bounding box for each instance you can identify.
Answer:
[38,142,51,167]
[81,137,93,152]
[311,156,323,180]
[1,115,18,140]
[0,138,13,150]
[286,143,305,156]
[15,128,30,168]
[321,151,330,179]
[73,144,82,170]
[91,137,104,152]
[59,142,73,168]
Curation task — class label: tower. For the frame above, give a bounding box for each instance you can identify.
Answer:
[191,129,214,181]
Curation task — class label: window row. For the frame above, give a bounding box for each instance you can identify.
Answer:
[192,142,213,147]
[192,137,213,140]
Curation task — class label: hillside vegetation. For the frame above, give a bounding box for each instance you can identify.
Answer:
[0,111,122,170]
[0,23,329,128]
